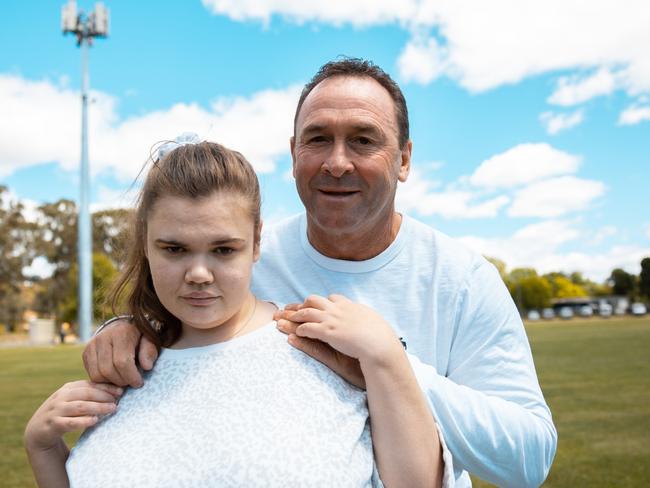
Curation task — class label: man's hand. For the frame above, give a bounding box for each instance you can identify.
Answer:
[275,295,403,388]
[82,319,158,388]
[276,308,366,389]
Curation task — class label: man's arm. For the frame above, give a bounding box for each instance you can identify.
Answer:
[407,260,557,488]
[279,294,445,488]
[82,320,158,387]
[276,261,556,487]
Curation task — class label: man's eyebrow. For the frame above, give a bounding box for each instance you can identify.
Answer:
[301,122,384,136]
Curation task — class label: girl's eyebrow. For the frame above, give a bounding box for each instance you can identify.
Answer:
[154,237,246,246]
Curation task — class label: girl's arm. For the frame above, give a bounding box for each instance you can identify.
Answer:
[24,380,122,488]
[278,295,443,488]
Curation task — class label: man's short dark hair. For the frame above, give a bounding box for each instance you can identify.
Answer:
[293,57,410,148]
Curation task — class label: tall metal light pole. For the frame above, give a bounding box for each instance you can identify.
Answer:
[61,1,109,342]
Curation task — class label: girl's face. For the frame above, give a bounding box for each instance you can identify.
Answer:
[146,191,260,346]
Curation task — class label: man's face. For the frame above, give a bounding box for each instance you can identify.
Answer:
[291,76,411,238]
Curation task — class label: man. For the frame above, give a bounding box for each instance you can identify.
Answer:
[85,58,557,487]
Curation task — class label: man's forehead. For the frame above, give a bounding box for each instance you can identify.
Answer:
[297,76,398,131]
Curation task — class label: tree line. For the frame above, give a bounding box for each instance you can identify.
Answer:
[1,184,649,331]
[487,257,650,312]
[0,185,129,331]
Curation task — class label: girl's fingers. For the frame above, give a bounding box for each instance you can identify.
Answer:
[59,386,123,404]
[54,415,101,433]
[295,322,329,341]
[290,307,326,324]
[328,293,349,303]
[60,400,117,418]
[303,294,331,310]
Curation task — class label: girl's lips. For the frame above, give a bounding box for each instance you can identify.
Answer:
[181,296,219,306]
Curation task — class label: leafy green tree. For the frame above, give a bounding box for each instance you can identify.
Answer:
[639,257,650,301]
[608,268,638,297]
[570,271,611,297]
[59,253,118,327]
[507,268,552,311]
[0,186,39,330]
[93,208,131,267]
[544,272,588,298]
[32,200,131,322]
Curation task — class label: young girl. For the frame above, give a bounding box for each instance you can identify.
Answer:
[24,136,443,487]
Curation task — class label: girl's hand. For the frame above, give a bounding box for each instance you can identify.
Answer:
[277,294,403,367]
[25,380,123,452]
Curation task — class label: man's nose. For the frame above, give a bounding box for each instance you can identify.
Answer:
[185,257,214,284]
[323,141,354,177]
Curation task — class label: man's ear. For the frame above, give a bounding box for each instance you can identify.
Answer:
[398,140,412,183]
[253,219,263,262]
[290,136,297,178]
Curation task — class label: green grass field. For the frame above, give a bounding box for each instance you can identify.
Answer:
[2,317,649,487]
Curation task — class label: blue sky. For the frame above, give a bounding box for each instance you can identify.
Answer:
[1,0,649,281]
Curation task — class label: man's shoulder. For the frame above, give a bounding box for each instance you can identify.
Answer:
[403,213,490,283]
[262,213,302,236]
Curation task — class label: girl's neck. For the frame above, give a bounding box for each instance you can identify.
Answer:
[170,295,276,349]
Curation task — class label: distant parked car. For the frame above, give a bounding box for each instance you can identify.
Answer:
[631,303,647,316]
[578,305,593,317]
[559,307,574,319]
[598,303,612,317]
[542,308,555,320]
[527,310,540,321]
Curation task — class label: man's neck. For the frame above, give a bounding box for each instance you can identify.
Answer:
[306,212,403,261]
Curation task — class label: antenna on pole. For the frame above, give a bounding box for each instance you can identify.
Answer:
[61,1,110,343]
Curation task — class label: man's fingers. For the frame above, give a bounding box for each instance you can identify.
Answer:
[287,334,366,389]
[287,334,336,366]
[82,341,105,384]
[90,383,124,398]
[137,336,158,372]
[111,326,145,387]
[96,339,129,387]
[284,303,302,311]
[276,318,299,335]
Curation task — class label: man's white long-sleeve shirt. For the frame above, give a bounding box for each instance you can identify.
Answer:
[251,213,557,487]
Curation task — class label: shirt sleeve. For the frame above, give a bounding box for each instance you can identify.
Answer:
[407,260,557,488]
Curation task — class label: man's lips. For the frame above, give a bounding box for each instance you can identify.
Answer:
[317,189,360,197]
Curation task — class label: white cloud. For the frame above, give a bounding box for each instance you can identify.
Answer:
[405,2,650,95]
[398,37,448,85]
[618,102,650,125]
[201,0,418,26]
[202,1,650,99]
[22,256,56,280]
[0,73,301,181]
[547,68,619,106]
[458,220,647,282]
[539,110,584,135]
[592,225,617,245]
[396,168,509,219]
[469,143,581,189]
[507,176,605,218]
[90,185,138,213]
[0,187,41,223]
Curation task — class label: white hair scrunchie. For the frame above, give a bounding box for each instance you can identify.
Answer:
[157,132,202,161]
